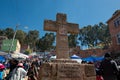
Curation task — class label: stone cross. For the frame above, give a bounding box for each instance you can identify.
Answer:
[44,13,79,59]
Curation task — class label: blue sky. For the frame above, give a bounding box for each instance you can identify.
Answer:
[0,0,120,34]
[0,0,120,49]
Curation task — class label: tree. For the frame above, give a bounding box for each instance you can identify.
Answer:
[36,33,55,52]
[3,28,14,39]
[79,22,111,49]
[25,30,39,51]
[15,30,27,45]
[0,29,4,36]
[97,22,111,49]
[79,25,97,48]
[24,48,32,55]
[68,34,78,48]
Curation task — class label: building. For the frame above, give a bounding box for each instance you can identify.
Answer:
[107,10,120,52]
[1,39,21,53]
[21,44,30,53]
[0,36,7,50]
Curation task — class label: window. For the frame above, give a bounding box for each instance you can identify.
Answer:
[117,33,120,44]
[114,16,120,27]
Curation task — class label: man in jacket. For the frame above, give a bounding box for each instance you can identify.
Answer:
[99,52,119,80]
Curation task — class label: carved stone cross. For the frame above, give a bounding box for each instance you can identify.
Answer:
[44,13,79,59]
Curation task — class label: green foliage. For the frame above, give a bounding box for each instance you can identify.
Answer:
[15,30,27,45]
[24,49,32,55]
[25,30,39,50]
[1,22,111,51]
[79,22,111,49]
[97,23,111,48]
[0,29,4,36]
[68,34,78,48]
[4,28,14,39]
[36,33,55,52]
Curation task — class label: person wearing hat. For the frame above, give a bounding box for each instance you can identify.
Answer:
[9,62,27,80]
[99,52,119,80]
[9,58,19,73]
[0,63,5,80]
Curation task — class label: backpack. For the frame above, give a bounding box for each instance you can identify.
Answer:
[5,68,17,80]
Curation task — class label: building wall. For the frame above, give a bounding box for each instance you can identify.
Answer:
[70,47,111,58]
[0,36,7,50]
[14,40,21,53]
[1,39,21,53]
[107,10,120,51]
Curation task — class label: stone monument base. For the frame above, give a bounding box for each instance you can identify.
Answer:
[38,59,96,80]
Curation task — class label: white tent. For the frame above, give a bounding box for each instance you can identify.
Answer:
[11,53,29,59]
[50,55,56,59]
[70,54,81,59]
[0,51,8,56]
[70,54,82,64]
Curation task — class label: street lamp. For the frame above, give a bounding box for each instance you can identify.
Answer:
[8,24,19,55]
[7,24,28,57]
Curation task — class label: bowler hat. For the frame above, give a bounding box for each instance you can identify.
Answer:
[104,52,111,58]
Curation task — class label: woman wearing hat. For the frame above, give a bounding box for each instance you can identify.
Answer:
[0,63,5,80]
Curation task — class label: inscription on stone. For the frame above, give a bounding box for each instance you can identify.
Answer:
[57,64,81,78]
[85,64,96,77]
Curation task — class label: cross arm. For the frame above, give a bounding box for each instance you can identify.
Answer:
[67,23,79,34]
[44,20,57,32]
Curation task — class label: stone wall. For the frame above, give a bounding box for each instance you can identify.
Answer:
[107,10,120,52]
[38,59,96,80]
[70,48,110,58]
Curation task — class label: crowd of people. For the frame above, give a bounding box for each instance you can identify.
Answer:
[0,57,42,80]
[0,52,120,80]
[96,52,120,80]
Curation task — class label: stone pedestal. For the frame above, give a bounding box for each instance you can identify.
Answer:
[38,59,96,80]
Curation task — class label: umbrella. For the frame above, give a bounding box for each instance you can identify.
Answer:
[0,63,5,69]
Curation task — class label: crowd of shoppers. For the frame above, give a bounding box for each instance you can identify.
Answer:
[0,52,120,80]
[0,57,42,80]
[96,52,120,80]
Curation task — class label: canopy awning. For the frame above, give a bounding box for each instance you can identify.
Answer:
[70,54,81,59]
[82,56,104,62]
[11,53,29,59]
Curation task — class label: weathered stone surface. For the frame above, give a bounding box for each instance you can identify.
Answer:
[39,60,96,80]
[41,13,96,80]
[39,63,52,80]
[51,59,78,63]
[44,13,79,59]
[84,64,96,77]
[57,63,81,79]
[83,76,96,80]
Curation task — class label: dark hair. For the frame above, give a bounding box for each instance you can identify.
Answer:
[104,52,111,58]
